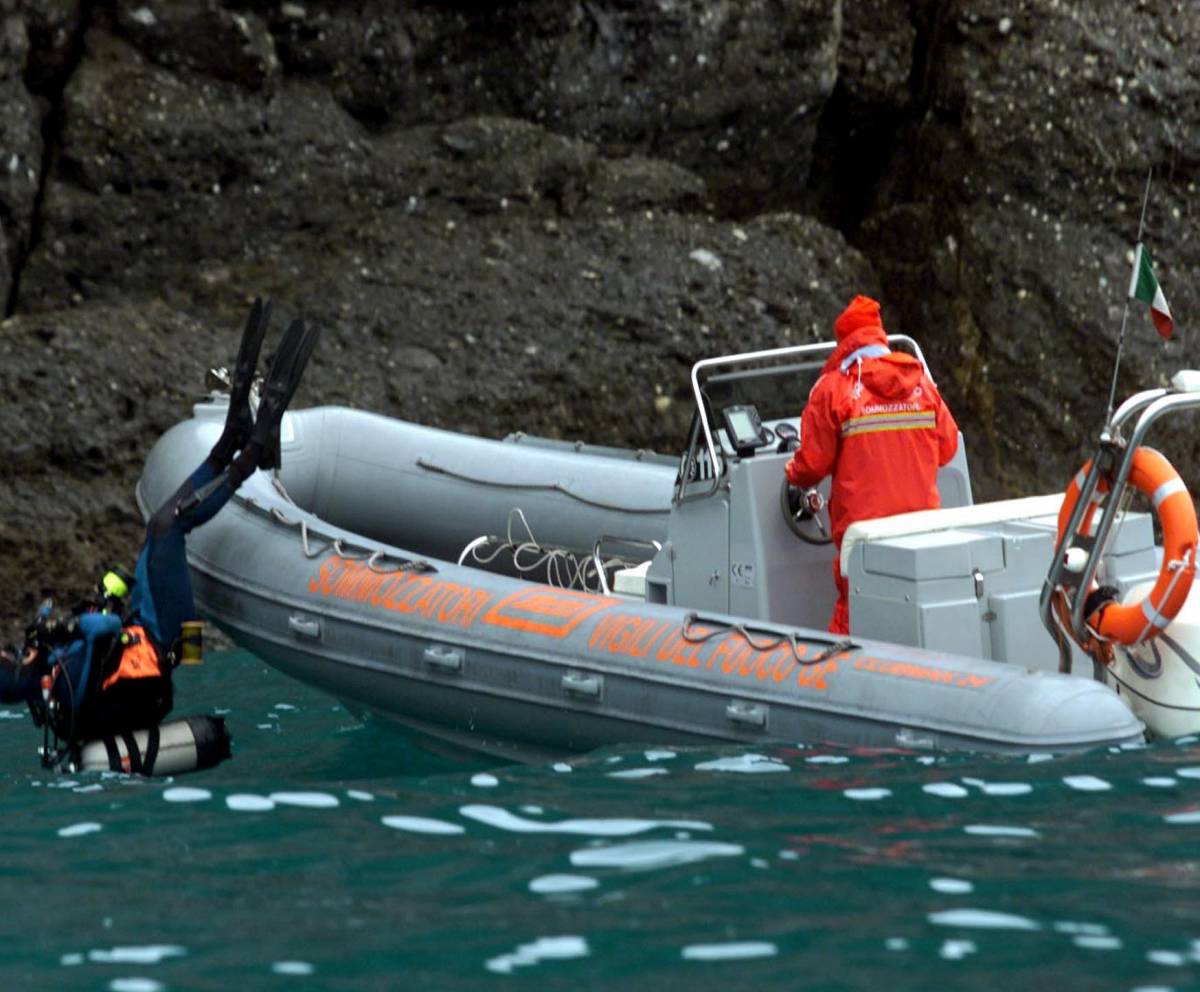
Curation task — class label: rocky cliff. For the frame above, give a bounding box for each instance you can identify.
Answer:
[1,0,1197,632]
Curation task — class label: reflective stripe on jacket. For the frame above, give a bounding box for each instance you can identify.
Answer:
[785,327,959,548]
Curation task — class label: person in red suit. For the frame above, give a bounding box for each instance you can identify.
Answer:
[786,295,960,634]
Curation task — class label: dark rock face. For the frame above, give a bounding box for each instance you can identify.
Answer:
[0,0,1197,634]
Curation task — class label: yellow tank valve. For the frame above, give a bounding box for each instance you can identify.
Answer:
[180,620,204,665]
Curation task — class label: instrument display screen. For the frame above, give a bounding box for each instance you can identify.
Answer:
[721,404,766,452]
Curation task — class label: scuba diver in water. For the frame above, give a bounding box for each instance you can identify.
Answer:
[0,299,319,770]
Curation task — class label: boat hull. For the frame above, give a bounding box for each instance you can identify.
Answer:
[138,405,1146,758]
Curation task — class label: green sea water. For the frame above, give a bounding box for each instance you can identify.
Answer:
[3,648,1200,991]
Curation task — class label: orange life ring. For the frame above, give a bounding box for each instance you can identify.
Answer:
[1057,447,1198,645]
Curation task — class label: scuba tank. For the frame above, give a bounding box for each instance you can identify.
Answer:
[72,715,232,775]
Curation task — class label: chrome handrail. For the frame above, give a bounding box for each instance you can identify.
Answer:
[677,334,929,504]
[1041,376,1200,670]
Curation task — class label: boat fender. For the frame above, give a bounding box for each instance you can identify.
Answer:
[72,715,232,776]
[1058,447,1198,646]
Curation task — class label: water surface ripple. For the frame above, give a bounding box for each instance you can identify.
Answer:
[3,651,1199,990]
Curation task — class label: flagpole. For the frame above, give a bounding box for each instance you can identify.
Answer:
[1105,168,1154,423]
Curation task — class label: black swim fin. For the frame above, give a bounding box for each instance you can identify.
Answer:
[252,316,320,472]
[211,297,272,464]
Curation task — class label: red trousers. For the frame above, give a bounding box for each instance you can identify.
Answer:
[829,557,850,635]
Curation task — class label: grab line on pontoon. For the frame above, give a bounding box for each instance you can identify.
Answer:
[680,612,857,666]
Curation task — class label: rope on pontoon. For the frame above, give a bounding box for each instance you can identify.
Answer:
[242,474,436,574]
[680,612,856,667]
[459,508,640,593]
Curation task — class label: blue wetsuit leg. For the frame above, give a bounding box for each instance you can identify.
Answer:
[129,460,241,651]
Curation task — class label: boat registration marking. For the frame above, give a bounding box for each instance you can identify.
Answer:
[308,557,493,628]
[586,611,839,691]
[481,587,614,638]
[853,656,992,689]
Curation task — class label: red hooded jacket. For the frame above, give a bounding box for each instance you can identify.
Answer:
[785,296,959,548]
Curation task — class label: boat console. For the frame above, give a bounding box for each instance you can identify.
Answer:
[638,337,1160,677]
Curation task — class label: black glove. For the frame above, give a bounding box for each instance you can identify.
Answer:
[786,485,803,516]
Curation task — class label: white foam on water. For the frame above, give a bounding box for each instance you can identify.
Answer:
[1175,766,1200,779]
[255,723,273,730]
[271,961,315,975]
[1062,775,1112,792]
[963,824,1039,838]
[108,980,164,992]
[269,791,339,808]
[528,874,599,894]
[607,768,668,779]
[58,822,101,838]
[983,782,1032,796]
[162,787,211,803]
[694,754,789,773]
[569,840,743,871]
[1026,753,1055,764]
[551,763,573,773]
[680,941,777,961]
[644,749,676,761]
[520,805,543,815]
[1053,921,1110,936]
[471,773,500,788]
[939,939,976,960]
[1147,949,1187,967]
[964,778,1032,796]
[930,877,974,894]
[884,938,909,951]
[0,709,26,720]
[805,754,849,764]
[346,790,374,801]
[923,782,969,798]
[1074,935,1123,950]
[226,794,275,812]
[60,953,84,966]
[73,784,104,794]
[843,787,891,800]
[929,908,1040,930]
[89,946,185,965]
[381,815,465,835]
[273,703,297,711]
[1142,777,1177,788]
[51,780,80,789]
[1163,810,1200,825]
[485,935,589,975]
[460,804,711,836]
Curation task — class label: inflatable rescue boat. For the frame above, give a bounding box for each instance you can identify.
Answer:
[136,337,1200,759]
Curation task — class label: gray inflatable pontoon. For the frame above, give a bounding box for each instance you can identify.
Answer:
[139,337,1189,759]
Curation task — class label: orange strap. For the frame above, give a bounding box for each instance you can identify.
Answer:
[101,625,164,690]
[1057,448,1198,646]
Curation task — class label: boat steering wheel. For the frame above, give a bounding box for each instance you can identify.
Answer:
[780,478,833,545]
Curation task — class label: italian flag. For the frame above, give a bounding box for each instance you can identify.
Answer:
[1129,242,1174,340]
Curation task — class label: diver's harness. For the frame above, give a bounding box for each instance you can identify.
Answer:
[29,611,181,770]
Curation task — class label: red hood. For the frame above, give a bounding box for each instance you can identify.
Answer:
[860,351,923,399]
[822,325,889,374]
